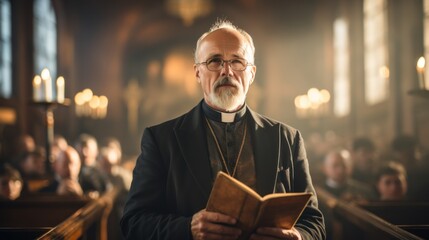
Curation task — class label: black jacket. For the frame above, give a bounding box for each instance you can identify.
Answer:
[121,101,325,239]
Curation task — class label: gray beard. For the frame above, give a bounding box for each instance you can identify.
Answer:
[208,77,245,111]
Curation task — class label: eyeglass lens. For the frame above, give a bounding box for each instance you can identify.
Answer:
[206,58,247,71]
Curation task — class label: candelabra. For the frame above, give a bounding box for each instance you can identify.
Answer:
[294,88,331,119]
[31,99,70,174]
[32,67,69,173]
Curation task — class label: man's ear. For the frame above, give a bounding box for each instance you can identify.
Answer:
[194,64,201,83]
[250,65,256,84]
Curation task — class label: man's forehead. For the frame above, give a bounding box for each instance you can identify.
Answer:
[198,29,251,59]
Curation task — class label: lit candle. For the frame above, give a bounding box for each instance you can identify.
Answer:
[74,92,84,116]
[41,68,53,102]
[32,75,42,101]
[417,57,426,89]
[56,76,65,103]
[99,95,108,119]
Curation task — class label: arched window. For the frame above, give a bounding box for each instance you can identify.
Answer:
[333,18,350,117]
[0,0,11,98]
[364,0,389,105]
[34,0,57,79]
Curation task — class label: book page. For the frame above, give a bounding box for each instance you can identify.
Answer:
[256,193,311,229]
[206,172,312,238]
[206,172,261,234]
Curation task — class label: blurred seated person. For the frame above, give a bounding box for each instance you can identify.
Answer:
[51,134,69,163]
[99,146,131,191]
[5,134,36,168]
[14,148,47,179]
[391,135,429,200]
[15,134,36,154]
[39,146,83,197]
[12,148,48,193]
[375,161,407,201]
[0,163,23,200]
[322,150,376,202]
[105,137,122,161]
[391,135,420,168]
[350,137,376,185]
[75,134,108,198]
[100,139,130,240]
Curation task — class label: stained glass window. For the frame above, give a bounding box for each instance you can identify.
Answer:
[333,18,350,117]
[364,0,389,105]
[34,0,57,79]
[0,0,11,98]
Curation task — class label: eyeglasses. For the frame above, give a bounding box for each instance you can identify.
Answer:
[196,57,252,71]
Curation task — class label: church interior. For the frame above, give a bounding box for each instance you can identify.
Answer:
[1,0,429,239]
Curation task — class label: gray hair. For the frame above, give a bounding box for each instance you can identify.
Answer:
[194,19,255,64]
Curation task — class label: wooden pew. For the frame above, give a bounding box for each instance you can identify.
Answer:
[0,227,52,240]
[0,194,88,239]
[358,201,429,225]
[315,186,423,240]
[0,187,120,240]
[358,201,429,239]
[0,194,88,228]
[38,186,120,240]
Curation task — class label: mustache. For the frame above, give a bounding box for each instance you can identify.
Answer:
[214,77,238,89]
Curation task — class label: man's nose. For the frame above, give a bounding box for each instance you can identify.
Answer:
[220,61,233,75]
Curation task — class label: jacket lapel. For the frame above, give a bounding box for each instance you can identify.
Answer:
[174,103,281,199]
[249,109,281,196]
[174,103,213,200]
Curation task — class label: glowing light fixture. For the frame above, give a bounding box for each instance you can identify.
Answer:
[165,0,213,26]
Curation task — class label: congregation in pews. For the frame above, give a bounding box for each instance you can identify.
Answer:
[308,135,429,239]
[0,133,133,239]
[4,133,427,240]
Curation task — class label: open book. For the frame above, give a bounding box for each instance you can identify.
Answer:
[206,172,312,239]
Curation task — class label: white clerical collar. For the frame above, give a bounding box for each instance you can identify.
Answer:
[202,100,246,123]
[221,112,236,123]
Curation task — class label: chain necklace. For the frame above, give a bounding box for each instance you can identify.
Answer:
[205,117,247,177]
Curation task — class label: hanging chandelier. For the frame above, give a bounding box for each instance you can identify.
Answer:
[165,0,213,26]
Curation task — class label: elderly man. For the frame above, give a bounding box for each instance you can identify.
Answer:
[121,20,325,240]
[39,146,83,196]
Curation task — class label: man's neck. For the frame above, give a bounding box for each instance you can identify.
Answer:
[204,99,244,113]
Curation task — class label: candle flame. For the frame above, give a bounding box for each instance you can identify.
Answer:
[417,57,425,72]
[57,76,65,85]
[82,88,93,102]
[33,75,42,85]
[99,96,108,108]
[41,68,51,80]
[320,89,331,103]
[74,92,85,105]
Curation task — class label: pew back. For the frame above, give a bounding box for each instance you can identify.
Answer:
[358,201,429,225]
[0,195,88,228]
[316,186,424,240]
[358,201,429,239]
[0,188,120,240]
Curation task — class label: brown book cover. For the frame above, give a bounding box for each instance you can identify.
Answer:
[206,172,312,239]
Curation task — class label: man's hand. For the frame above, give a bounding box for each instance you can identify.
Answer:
[191,209,242,240]
[249,227,302,240]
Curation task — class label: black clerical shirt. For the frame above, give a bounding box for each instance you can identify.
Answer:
[202,101,257,191]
